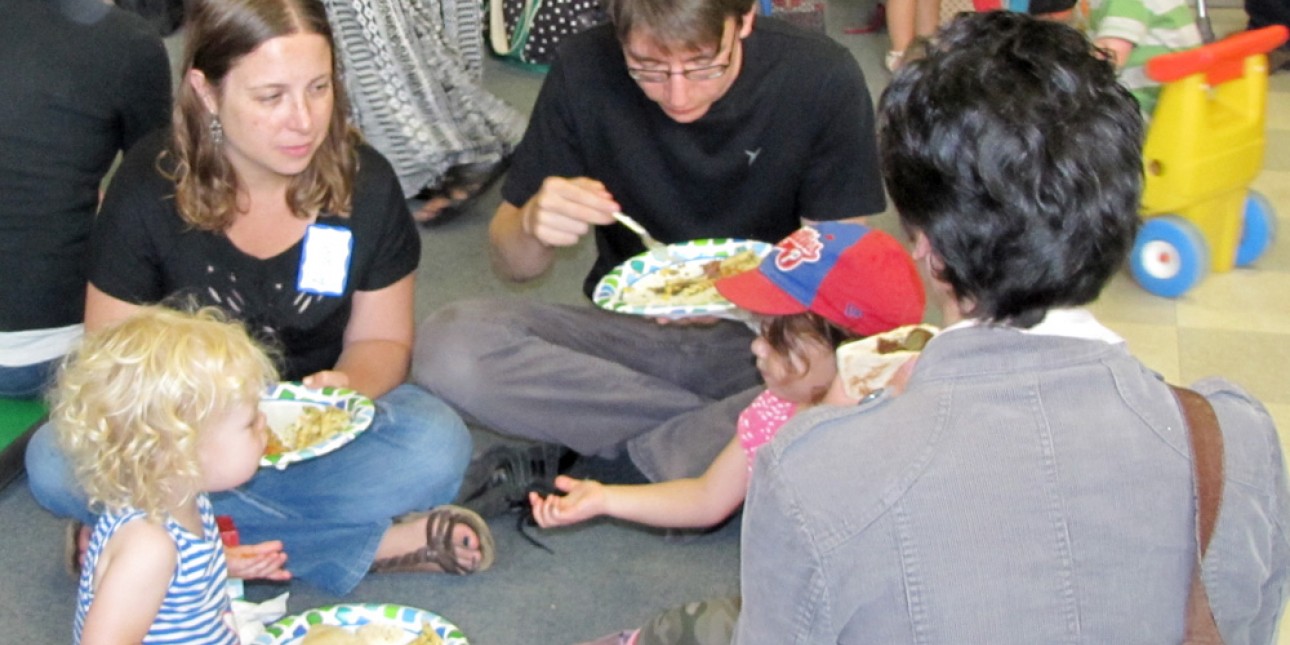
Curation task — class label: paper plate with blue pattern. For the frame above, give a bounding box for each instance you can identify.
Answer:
[593,238,772,320]
[251,602,468,644]
[258,382,376,470]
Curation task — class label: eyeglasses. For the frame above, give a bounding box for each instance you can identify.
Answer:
[626,27,738,84]
[628,61,731,83]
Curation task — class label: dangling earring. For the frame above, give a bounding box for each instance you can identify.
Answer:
[209,114,224,146]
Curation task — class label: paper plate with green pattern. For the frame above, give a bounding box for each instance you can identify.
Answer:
[251,602,468,644]
[258,382,376,470]
[593,238,772,320]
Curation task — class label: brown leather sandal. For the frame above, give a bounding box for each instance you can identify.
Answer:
[64,519,86,580]
[369,505,496,575]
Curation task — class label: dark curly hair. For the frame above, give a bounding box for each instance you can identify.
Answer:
[879,11,1144,328]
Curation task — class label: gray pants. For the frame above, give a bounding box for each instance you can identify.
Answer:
[412,299,762,481]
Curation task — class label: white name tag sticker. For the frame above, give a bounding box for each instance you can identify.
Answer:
[297,224,353,296]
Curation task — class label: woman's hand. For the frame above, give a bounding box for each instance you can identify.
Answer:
[302,370,350,390]
[226,541,291,581]
[885,355,919,397]
[529,475,609,528]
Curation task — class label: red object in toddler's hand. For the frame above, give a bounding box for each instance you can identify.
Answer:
[216,515,240,547]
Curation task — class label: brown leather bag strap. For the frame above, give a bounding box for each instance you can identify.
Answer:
[1169,385,1225,645]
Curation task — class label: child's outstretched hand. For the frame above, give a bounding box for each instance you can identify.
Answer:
[529,475,608,528]
[226,540,291,581]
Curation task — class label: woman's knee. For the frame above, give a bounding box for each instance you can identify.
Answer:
[377,385,472,476]
[24,423,92,522]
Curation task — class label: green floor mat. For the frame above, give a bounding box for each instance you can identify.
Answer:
[0,397,46,488]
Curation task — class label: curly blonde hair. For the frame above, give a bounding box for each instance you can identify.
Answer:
[165,0,361,232]
[51,306,278,519]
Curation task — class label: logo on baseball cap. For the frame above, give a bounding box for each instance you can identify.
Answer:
[714,222,925,336]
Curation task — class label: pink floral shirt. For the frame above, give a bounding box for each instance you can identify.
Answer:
[737,389,798,474]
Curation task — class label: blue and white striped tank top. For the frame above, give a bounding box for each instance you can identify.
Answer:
[73,494,238,644]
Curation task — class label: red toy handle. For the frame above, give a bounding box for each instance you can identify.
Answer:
[1147,25,1288,85]
[216,515,240,547]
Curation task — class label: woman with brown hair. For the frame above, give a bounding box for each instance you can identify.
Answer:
[25,0,494,596]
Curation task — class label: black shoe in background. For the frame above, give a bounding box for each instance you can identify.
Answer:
[1268,46,1290,74]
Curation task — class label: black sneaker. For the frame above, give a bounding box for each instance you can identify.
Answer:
[456,442,572,518]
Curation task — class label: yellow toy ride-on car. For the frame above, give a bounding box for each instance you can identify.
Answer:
[1129,25,1287,298]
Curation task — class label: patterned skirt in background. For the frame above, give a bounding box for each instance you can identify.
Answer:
[324,0,528,198]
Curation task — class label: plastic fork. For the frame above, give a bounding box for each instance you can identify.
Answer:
[612,212,675,263]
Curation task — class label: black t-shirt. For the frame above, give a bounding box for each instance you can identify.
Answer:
[0,0,171,331]
[90,131,421,380]
[502,18,886,297]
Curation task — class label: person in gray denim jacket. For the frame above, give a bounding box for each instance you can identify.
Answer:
[736,12,1290,644]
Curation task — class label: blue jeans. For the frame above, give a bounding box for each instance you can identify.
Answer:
[0,359,59,398]
[25,384,471,595]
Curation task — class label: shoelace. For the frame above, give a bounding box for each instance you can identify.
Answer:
[511,485,556,554]
[460,445,565,553]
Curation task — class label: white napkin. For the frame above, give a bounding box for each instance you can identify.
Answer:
[232,592,291,643]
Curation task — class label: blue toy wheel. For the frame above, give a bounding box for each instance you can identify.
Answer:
[1130,216,1210,298]
[1235,191,1277,267]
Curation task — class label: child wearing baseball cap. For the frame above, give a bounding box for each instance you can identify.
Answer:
[528,220,925,535]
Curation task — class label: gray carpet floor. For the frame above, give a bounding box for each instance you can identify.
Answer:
[0,1,894,641]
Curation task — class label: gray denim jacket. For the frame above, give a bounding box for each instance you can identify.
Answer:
[736,325,1290,644]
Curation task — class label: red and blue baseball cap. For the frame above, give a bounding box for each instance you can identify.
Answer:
[715,222,925,337]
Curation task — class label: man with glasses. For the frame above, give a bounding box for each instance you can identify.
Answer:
[413,0,885,495]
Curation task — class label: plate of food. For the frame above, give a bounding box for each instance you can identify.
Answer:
[259,382,376,470]
[835,324,939,399]
[251,603,466,644]
[593,238,773,319]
